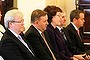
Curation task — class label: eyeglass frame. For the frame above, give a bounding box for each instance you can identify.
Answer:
[9,19,24,23]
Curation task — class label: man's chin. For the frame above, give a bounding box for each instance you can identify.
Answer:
[44,28,47,30]
[81,25,84,27]
[21,29,25,32]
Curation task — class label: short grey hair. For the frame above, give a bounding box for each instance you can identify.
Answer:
[4,9,23,29]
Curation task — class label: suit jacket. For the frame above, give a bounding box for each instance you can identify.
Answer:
[65,23,85,55]
[61,28,75,55]
[46,24,62,60]
[46,24,59,52]
[55,28,72,60]
[0,29,39,60]
[25,25,57,60]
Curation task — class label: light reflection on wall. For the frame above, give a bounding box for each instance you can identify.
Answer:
[17,0,45,32]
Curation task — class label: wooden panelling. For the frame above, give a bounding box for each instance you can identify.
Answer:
[1,0,13,26]
[79,0,90,4]
[78,0,90,41]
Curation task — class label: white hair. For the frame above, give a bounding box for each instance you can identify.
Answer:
[4,9,23,29]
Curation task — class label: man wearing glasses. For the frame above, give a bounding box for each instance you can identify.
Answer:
[0,9,39,60]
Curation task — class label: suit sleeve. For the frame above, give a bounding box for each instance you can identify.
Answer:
[1,39,25,60]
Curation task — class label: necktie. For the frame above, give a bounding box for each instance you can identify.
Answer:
[77,30,80,35]
[41,33,56,60]
[76,30,82,41]
[61,29,67,41]
[18,35,35,56]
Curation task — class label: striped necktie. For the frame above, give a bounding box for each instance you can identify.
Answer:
[18,35,35,56]
[76,30,82,41]
[61,29,67,41]
[77,30,80,35]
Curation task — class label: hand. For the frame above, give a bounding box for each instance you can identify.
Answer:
[84,55,90,60]
[71,57,79,60]
[73,54,85,60]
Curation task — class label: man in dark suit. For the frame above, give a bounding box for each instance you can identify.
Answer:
[56,12,73,55]
[0,9,39,60]
[55,12,74,60]
[25,9,59,60]
[55,28,74,60]
[65,9,85,55]
[55,12,87,60]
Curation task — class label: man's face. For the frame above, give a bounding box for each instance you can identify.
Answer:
[10,15,25,34]
[60,12,66,27]
[37,15,48,32]
[76,13,85,28]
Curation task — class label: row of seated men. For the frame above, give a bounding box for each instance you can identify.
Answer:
[0,5,90,60]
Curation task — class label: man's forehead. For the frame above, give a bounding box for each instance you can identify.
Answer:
[79,13,84,18]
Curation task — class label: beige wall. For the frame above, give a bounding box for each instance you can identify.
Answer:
[15,0,75,32]
[17,0,45,32]
[45,0,66,11]
[65,0,76,26]
[44,0,76,26]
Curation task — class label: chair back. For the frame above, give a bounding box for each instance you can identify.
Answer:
[0,56,4,60]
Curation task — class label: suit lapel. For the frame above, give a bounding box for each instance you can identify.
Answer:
[31,25,48,48]
[7,29,35,56]
[69,24,83,44]
[22,36,35,54]
[55,28,65,44]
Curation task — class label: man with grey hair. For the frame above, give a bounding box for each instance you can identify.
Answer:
[0,9,39,60]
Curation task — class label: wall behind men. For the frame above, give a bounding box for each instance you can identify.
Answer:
[65,0,76,26]
[16,0,75,32]
[17,0,45,32]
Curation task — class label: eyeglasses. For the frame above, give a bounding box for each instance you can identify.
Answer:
[10,19,24,23]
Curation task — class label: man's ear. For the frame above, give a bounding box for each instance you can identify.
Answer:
[8,22,13,28]
[34,18,41,24]
[34,19,39,24]
[73,18,77,22]
[9,22,12,26]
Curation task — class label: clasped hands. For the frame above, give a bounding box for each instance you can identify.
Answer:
[72,53,90,60]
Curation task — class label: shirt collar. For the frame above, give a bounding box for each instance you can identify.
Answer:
[57,26,62,31]
[56,26,63,32]
[8,28,19,38]
[33,25,42,35]
[71,22,78,30]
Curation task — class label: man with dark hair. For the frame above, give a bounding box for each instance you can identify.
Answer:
[66,9,85,55]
